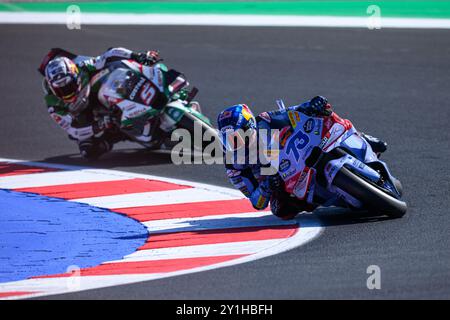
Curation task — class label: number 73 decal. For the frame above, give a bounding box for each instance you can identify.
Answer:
[285,130,310,161]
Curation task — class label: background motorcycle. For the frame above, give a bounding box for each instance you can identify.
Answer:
[92,58,218,154]
[39,48,218,157]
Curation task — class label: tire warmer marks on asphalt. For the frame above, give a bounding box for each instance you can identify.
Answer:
[0,158,323,299]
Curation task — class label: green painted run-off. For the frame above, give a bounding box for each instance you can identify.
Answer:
[1,1,450,19]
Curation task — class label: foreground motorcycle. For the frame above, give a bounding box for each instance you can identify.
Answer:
[271,101,407,218]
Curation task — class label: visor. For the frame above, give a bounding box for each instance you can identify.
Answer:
[49,75,79,102]
[220,128,256,153]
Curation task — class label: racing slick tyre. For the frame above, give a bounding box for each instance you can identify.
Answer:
[333,166,407,218]
[393,177,403,197]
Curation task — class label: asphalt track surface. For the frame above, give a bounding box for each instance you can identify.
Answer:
[0,24,449,299]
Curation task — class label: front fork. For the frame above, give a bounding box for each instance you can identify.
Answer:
[306,146,381,208]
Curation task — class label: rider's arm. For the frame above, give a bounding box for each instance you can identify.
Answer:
[226,166,272,210]
[45,95,97,141]
[75,47,134,72]
[89,47,158,70]
[289,96,333,116]
[259,98,331,124]
[288,101,311,113]
[249,179,272,210]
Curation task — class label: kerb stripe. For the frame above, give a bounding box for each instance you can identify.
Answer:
[15,178,191,199]
[113,199,266,222]
[34,255,246,277]
[140,224,298,250]
[0,162,58,177]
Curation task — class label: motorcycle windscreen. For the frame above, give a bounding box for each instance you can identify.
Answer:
[98,68,167,110]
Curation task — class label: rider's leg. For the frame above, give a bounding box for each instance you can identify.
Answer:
[78,138,112,160]
[360,132,388,156]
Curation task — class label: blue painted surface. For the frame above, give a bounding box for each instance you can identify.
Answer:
[0,189,148,282]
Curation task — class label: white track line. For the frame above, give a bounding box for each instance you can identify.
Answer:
[105,239,286,263]
[0,12,450,29]
[73,187,239,209]
[142,211,293,233]
[0,170,130,189]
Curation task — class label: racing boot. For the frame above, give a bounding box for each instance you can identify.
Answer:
[360,132,387,157]
[79,138,112,160]
[270,191,317,220]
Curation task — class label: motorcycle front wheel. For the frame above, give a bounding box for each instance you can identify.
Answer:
[333,166,407,218]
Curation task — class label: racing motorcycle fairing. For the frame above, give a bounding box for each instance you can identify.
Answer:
[39,48,216,154]
[120,60,167,94]
[274,110,402,210]
[95,59,214,149]
[329,133,402,199]
[98,67,162,132]
[274,111,324,200]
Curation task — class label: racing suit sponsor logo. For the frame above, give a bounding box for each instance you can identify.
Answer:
[281,168,296,179]
[239,185,251,197]
[255,195,267,209]
[126,104,150,119]
[303,118,315,133]
[280,130,292,148]
[227,169,241,178]
[74,127,94,141]
[279,159,291,172]
[288,111,299,128]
